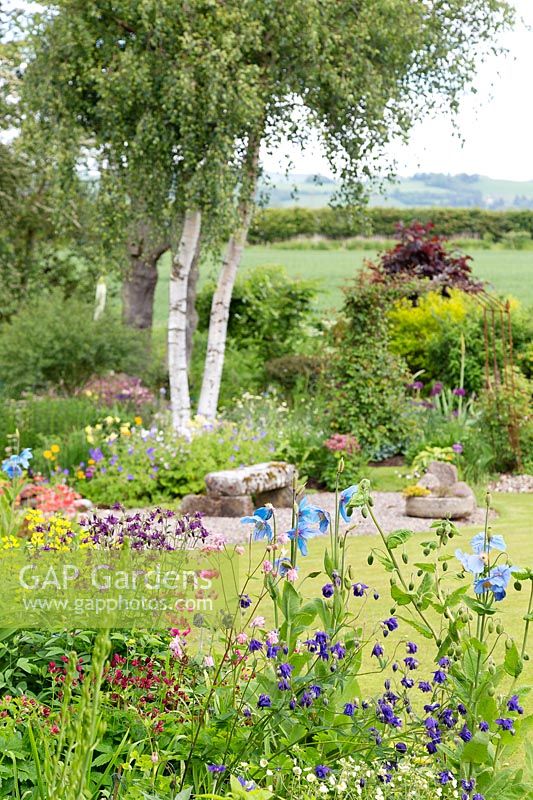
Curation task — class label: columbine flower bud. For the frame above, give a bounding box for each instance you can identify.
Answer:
[338,457,345,473]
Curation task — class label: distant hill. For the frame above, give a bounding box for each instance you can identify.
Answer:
[260,172,533,210]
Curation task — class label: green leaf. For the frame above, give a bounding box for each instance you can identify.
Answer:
[464,596,497,616]
[397,615,433,639]
[390,584,414,606]
[386,529,414,550]
[504,641,523,678]
[461,732,491,764]
[413,562,436,573]
[281,582,301,621]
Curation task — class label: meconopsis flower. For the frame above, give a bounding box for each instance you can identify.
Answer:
[240,507,273,542]
[474,564,517,601]
[339,484,359,523]
[287,497,330,556]
[470,532,506,554]
[455,549,485,575]
[2,448,32,478]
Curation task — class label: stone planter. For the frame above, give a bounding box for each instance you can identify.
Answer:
[405,494,475,520]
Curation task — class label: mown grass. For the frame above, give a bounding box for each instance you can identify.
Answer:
[153,247,533,324]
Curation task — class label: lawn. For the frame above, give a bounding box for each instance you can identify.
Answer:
[153,247,533,323]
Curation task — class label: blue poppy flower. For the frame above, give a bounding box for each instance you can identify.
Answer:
[474,564,517,601]
[339,484,358,523]
[241,506,273,542]
[288,522,314,556]
[470,532,506,554]
[2,448,33,479]
[455,549,485,574]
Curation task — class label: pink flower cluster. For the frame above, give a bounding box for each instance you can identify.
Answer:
[80,373,155,409]
[324,433,361,455]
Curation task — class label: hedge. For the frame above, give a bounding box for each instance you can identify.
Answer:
[248,207,533,244]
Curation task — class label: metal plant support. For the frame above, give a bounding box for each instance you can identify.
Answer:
[477,291,523,471]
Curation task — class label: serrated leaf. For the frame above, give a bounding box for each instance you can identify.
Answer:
[397,615,433,639]
[391,584,414,606]
[386,529,414,550]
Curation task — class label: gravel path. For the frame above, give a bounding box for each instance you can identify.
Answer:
[488,474,533,493]
[200,491,492,544]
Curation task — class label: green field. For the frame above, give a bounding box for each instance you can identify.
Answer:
[154,247,533,324]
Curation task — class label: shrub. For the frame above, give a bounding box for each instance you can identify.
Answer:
[196,265,317,360]
[0,290,148,395]
[249,206,533,243]
[368,221,482,294]
[327,279,416,458]
[388,291,533,394]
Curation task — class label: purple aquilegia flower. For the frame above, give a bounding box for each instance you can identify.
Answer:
[495,717,515,733]
[479,721,489,732]
[372,643,384,658]
[406,641,418,654]
[322,583,334,598]
[433,669,447,684]
[344,702,356,716]
[395,742,407,753]
[241,506,273,542]
[382,617,398,635]
[257,694,272,709]
[240,594,252,608]
[315,765,330,779]
[352,582,368,597]
[207,764,226,773]
[507,694,524,714]
[89,447,104,463]
[418,681,432,692]
[459,724,472,742]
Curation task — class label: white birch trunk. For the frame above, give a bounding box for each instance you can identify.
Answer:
[197,201,254,419]
[168,208,202,433]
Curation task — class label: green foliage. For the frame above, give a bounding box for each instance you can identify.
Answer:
[411,445,456,474]
[0,291,148,396]
[327,280,416,458]
[478,378,533,474]
[388,290,533,394]
[197,265,318,360]
[74,417,276,506]
[249,207,533,244]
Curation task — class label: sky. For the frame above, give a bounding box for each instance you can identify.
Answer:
[262,0,533,181]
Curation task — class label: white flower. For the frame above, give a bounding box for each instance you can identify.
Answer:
[259,758,268,768]
[319,784,329,794]
[306,773,317,783]
[293,767,302,776]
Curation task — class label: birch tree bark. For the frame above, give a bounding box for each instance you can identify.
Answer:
[168,208,202,432]
[197,138,260,419]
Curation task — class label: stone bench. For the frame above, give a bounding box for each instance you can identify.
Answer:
[180,461,297,517]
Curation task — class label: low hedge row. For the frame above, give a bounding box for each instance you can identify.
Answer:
[248,206,533,243]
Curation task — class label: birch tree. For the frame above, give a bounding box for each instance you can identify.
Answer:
[20,0,263,430]
[198,0,513,418]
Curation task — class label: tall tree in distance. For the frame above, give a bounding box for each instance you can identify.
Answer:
[197,0,513,418]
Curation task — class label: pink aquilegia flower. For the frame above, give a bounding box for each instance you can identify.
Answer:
[251,616,266,628]
[286,568,299,583]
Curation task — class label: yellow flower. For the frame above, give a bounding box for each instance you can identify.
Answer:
[88,458,95,466]
[120,425,131,437]
[76,470,86,480]
[43,450,54,460]
[104,416,114,426]
[95,423,103,431]
[134,416,142,426]
[2,535,20,550]
[51,444,60,454]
